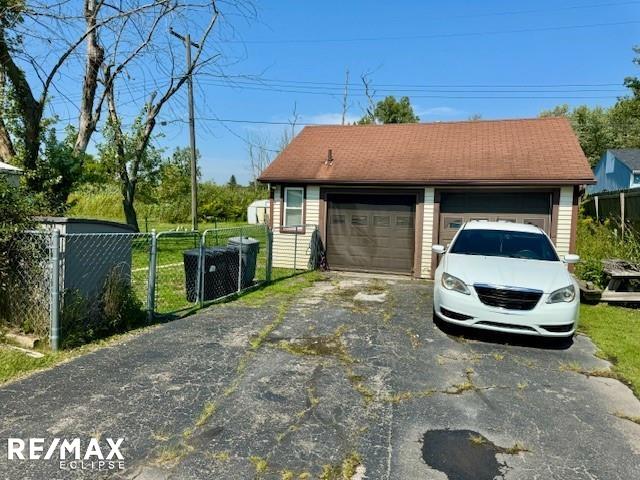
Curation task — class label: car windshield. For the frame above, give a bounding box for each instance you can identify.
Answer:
[449,229,559,261]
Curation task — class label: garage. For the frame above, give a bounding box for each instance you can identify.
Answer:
[259,118,593,278]
[325,193,416,274]
[438,191,552,245]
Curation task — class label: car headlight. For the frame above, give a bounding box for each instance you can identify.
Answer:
[441,273,470,295]
[547,285,575,303]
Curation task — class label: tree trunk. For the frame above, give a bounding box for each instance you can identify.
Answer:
[0,70,15,162]
[74,0,104,155]
[122,182,139,232]
[0,30,43,176]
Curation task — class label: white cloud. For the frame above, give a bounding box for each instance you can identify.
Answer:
[303,112,361,125]
[416,106,466,117]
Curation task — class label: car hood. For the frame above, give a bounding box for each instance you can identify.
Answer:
[443,254,572,293]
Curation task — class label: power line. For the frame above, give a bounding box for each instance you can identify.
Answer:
[192,81,625,100]
[227,20,640,45]
[195,78,625,94]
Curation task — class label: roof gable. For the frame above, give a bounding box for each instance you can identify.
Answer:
[259,117,594,185]
[609,149,640,171]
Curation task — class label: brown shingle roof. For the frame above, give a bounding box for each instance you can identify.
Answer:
[258,117,595,185]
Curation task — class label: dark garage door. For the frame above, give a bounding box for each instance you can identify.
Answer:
[439,191,552,245]
[326,194,416,274]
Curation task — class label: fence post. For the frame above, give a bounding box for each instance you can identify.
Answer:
[49,229,61,352]
[595,195,599,221]
[293,227,298,273]
[147,229,158,322]
[198,232,205,308]
[620,191,626,239]
[238,228,243,293]
[266,227,273,283]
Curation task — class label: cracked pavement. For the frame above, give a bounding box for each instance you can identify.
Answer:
[0,273,639,479]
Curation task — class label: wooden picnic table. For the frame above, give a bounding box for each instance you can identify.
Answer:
[600,259,640,303]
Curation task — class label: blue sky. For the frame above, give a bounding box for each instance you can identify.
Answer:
[48,1,640,184]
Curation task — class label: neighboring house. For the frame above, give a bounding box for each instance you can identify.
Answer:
[587,149,640,195]
[0,160,22,187]
[258,117,594,279]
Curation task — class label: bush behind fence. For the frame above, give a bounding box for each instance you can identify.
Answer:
[1,224,318,350]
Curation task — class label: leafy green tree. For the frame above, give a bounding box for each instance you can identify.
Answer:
[228,174,238,187]
[540,104,616,167]
[154,147,199,223]
[358,96,419,124]
[97,113,164,230]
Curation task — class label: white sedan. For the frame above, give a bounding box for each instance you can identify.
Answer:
[432,221,580,338]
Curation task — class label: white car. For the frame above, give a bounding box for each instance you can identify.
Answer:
[432,221,580,338]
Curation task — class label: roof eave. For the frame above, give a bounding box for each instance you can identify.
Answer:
[258,177,596,186]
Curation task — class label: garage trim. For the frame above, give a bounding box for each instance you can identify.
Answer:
[319,187,424,277]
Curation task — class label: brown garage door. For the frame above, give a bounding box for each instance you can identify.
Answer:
[326,194,416,274]
[439,192,552,246]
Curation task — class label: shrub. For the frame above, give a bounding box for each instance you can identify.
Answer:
[60,266,146,349]
[575,216,640,288]
[0,178,47,334]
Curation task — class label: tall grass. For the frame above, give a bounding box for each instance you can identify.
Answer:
[575,216,640,288]
[67,185,159,222]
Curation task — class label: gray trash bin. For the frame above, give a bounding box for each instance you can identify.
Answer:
[228,236,260,288]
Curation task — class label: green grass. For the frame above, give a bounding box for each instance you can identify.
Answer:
[0,348,64,383]
[580,303,640,396]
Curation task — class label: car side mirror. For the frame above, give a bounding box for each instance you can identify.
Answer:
[432,244,446,255]
[563,254,580,264]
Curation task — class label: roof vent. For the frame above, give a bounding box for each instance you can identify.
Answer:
[325,148,334,166]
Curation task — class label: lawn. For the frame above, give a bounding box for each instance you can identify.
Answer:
[580,303,640,397]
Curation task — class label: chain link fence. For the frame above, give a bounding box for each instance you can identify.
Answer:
[0,232,51,338]
[1,224,319,350]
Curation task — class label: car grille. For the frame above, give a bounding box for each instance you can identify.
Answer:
[473,284,542,311]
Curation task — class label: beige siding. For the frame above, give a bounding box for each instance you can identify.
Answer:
[420,187,435,278]
[556,186,574,258]
[272,185,320,269]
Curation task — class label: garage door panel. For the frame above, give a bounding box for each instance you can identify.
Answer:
[438,192,552,246]
[327,194,416,274]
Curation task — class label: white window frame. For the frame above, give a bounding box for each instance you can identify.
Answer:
[283,187,304,228]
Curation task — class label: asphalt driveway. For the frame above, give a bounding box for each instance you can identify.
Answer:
[1,274,639,479]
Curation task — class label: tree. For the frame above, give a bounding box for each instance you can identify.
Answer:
[0,1,177,187]
[97,111,164,230]
[228,175,238,187]
[155,147,199,223]
[358,96,419,124]
[540,104,617,167]
[99,3,222,230]
[0,0,238,221]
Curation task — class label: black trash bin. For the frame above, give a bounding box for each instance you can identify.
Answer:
[227,236,260,289]
[183,247,240,302]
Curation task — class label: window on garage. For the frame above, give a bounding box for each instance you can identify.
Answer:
[283,187,304,227]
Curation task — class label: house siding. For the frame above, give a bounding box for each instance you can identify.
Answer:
[420,187,436,278]
[588,151,633,194]
[272,185,320,269]
[555,186,574,258]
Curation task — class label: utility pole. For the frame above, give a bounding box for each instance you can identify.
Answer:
[170,27,199,231]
